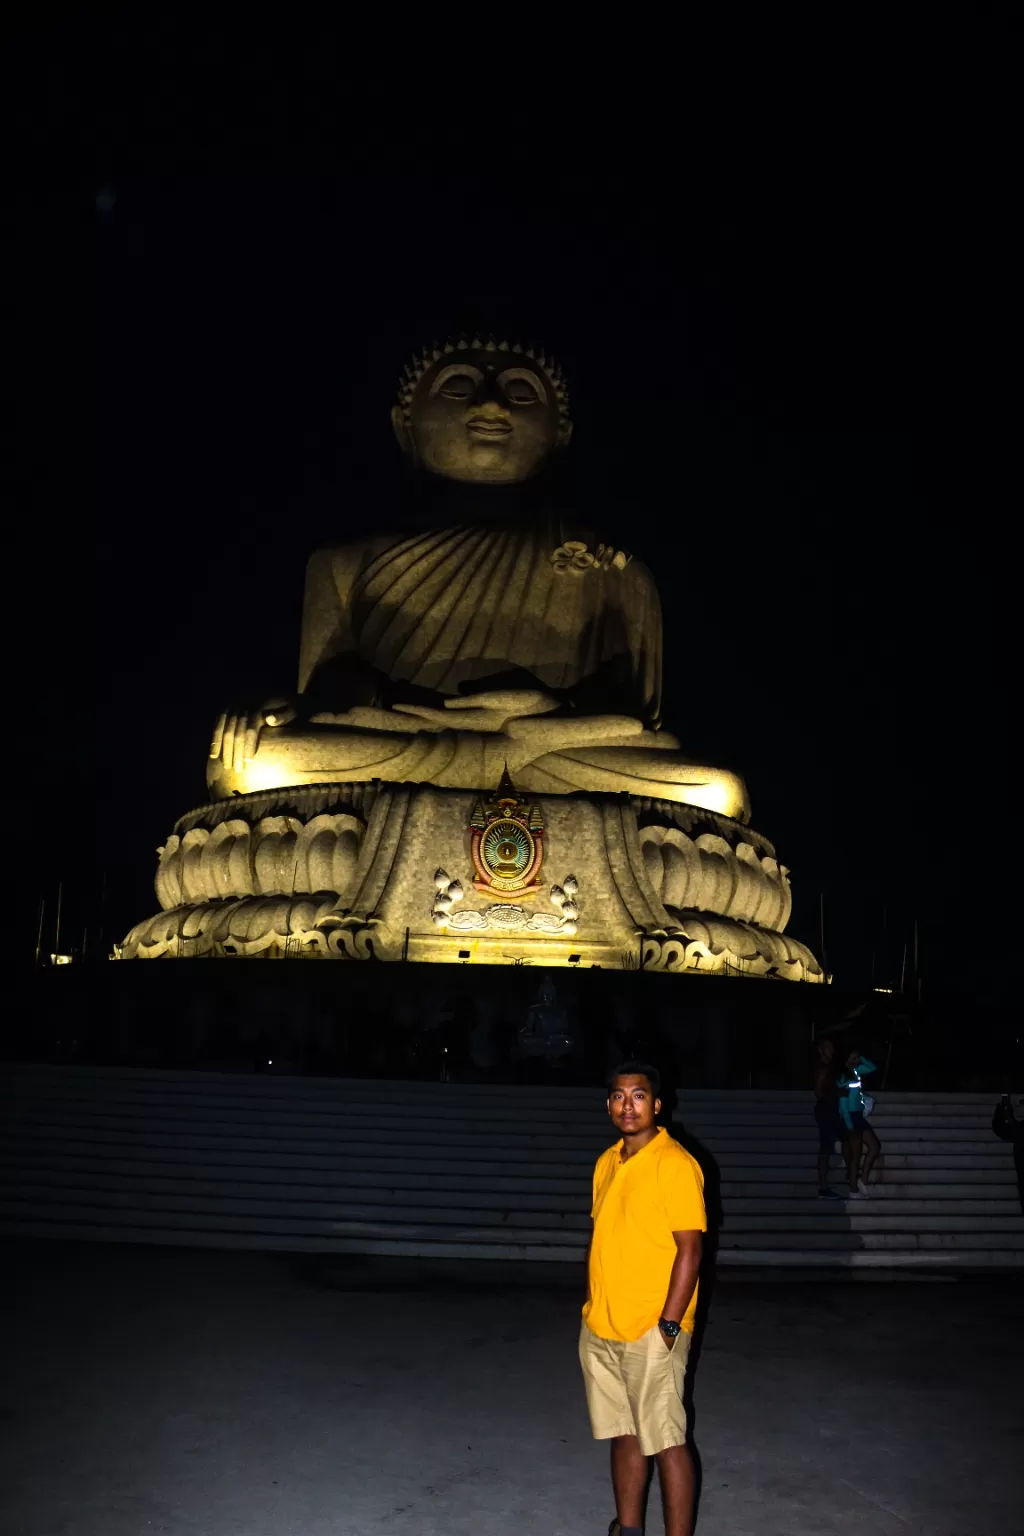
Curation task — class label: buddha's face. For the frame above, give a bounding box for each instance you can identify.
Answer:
[393,348,571,484]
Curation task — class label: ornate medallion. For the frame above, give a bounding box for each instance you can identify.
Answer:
[469,765,544,900]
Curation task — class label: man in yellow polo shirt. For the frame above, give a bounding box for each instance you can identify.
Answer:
[579,1062,706,1536]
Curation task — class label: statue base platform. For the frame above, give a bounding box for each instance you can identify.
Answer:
[118,782,822,981]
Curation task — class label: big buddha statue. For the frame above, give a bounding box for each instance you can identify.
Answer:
[120,335,821,980]
[205,337,748,820]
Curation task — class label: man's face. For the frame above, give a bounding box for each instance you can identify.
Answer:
[607,1074,660,1136]
[397,348,568,483]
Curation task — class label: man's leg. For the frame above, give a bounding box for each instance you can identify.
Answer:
[861,1125,882,1183]
[610,1434,647,1531]
[655,1442,697,1536]
[816,1146,830,1189]
[579,1324,641,1529]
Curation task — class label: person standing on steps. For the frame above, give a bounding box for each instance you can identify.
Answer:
[812,1037,844,1198]
[579,1062,706,1536]
[991,1094,1024,1214]
[836,1045,881,1198]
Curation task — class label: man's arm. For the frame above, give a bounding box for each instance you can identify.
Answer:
[661,1230,702,1340]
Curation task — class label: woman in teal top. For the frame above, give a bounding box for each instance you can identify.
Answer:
[836,1046,881,1198]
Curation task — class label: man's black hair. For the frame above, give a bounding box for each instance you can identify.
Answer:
[607,1061,661,1099]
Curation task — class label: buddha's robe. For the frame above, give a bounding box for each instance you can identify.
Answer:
[299,524,663,725]
[206,524,750,822]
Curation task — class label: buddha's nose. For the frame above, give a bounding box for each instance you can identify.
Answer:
[476,376,509,410]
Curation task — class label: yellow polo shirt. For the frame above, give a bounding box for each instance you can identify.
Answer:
[583,1127,706,1342]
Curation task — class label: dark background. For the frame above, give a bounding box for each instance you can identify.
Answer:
[15,46,1011,1007]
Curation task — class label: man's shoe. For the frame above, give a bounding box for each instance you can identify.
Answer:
[817,1186,843,1199]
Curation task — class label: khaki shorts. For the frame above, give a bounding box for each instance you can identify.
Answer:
[578,1320,691,1457]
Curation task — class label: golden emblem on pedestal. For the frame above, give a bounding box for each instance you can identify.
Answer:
[469,766,544,900]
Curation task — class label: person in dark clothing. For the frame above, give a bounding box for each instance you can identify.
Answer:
[812,1038,844,1198]
[992,1095,1024,1215]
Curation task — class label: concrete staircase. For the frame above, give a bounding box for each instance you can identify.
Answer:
[2,1066,1021,1269]
[678,1090,1023,1268]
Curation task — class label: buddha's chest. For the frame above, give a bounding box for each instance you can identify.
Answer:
[349,524,651,680]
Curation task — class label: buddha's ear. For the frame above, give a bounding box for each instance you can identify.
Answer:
[391,405,415,460]
[556,417,574,452]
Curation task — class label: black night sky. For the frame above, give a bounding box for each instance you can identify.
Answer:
[21,147,1009,1001]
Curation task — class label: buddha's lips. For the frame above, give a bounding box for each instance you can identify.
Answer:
[467,417,512,436]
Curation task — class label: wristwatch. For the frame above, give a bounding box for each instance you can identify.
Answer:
[658,1317,682,1339]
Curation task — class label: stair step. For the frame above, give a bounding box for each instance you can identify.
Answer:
[723,1196,1023,1215]
[5,1159,589,1197]
[2,1215,589,1264]
[713,1152,1010,1169]
[715,1229,1024,1250]
[4,1156,586,1206]
[0,1199,592,1249]
[719,1214,1024,1233]
[679,1111,996,1125]
[681,1136,1000,1148]
[4,1187,595,1231]
[715,1248,1024,1268]
[4,1118,614,1155]
[722,1180,1018,1198]
[3,1098,605,1126]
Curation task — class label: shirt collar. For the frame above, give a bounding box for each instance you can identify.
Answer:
[616,1125,665,1163]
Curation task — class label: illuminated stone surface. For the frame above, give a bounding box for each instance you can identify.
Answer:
[120,784,821,978]
[121,335,818,973]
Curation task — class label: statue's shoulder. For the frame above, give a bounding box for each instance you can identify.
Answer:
[306,532,404,568]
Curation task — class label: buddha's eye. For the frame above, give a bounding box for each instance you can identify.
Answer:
[438,374,477,400]
[503,376,541,405]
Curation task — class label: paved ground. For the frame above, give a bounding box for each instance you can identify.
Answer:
[1,1242,1021,1536]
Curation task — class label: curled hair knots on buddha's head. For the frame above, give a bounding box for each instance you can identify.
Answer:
[395,335,570,425]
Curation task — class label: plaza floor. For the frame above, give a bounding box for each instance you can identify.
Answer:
[1,1241,1020,1535]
